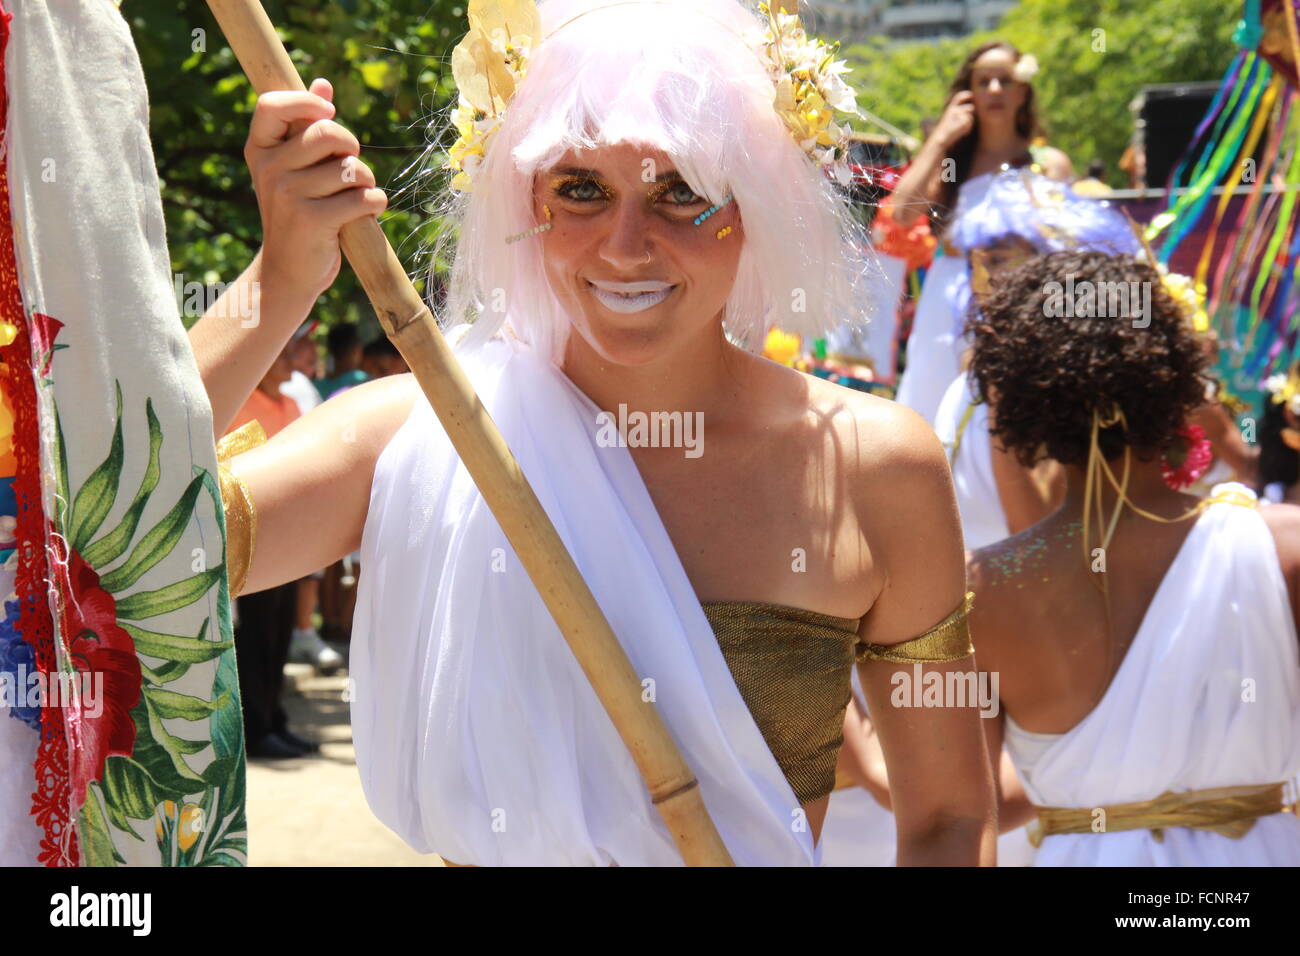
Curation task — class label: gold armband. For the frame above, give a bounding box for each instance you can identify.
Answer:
[216,420,268,598]
[855,592,975,664]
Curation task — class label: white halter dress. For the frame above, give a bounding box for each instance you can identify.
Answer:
[934,371,1009,550]
[894,173,1001,425]
[1004,485,1300,865]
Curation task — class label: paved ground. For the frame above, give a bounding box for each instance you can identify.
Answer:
[244,666,446,866]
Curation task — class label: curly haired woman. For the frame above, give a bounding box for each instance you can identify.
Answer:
[967,249,1300,866]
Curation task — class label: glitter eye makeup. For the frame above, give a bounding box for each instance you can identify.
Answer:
[645,178,707,210]
[549,171,710,218]
[550,175,614,203]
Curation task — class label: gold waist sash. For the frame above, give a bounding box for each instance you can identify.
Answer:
[1027,782,1295,848]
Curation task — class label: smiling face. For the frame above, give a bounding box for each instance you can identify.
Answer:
[968,47,1028,127]
[531,142,744,368]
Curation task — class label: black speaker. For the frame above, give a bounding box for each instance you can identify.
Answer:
[1134,82,1231,189]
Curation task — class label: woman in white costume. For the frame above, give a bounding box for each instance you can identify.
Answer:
[822,174,1146,866]
[889,41,1073,425]
[189,0,997,865]
[967,248,1300,866]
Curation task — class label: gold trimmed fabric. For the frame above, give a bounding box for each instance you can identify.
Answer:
[702,601,861,805]
[855,592,975,664]
[216,420,267,598]
[1027,782,1295,848]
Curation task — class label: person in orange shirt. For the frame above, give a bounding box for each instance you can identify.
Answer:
[227,349,301,439]
[226,347,318,759]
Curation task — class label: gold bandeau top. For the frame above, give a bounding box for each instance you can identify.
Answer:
[702,601,862,806]
[702,594,975,806]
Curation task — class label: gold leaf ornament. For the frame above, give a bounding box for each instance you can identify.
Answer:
[757,1,860,178]
[447,0,541,191]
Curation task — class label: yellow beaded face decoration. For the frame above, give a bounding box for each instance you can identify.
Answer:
[505,204,553,245]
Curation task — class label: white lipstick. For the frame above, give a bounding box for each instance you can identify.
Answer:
[587,279,675,314]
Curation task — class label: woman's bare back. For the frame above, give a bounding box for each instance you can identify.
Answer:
[969,498,1300,736]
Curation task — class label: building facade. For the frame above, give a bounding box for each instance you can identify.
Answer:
[803,0,1017,44]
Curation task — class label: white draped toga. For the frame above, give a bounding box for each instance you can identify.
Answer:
[934,371,1009,551]
[349,334,822,866]
[1004,485,1300,865]
[894,172,1002,425]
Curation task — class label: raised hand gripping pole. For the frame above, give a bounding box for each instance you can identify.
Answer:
[205,0,734,867]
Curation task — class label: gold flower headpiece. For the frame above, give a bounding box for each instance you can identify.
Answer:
[1266,365,1300,416]
[1120,208,1209,333]
[1155,267,1210,333]
[447,0,539,192]
[756,2,861,184]
[446,0,863,191]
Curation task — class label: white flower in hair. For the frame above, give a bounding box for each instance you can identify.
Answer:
[757,2,862,171]
[1012,53,1039,84]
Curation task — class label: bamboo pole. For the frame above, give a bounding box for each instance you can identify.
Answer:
[204,0,734,867]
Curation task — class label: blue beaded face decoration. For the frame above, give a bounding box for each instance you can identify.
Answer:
[693,195,734,227]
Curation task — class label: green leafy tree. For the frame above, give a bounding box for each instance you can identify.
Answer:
[843,0,1238,185]
[128,0,465,337]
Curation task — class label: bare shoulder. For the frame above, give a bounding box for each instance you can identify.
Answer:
[327,369,423,405]
[745,356,951,523]
[798,376,966,643]
[230,373,425,593]
[800,373,948,478]
[265,372,424,481]
[967,520,1067,595]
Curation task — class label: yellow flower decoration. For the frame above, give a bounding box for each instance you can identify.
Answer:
[1159,270,1209,333]
[1266,367,1300,416]
[763,326,802,366]
[758,2,860,184]
[447,0,541,192]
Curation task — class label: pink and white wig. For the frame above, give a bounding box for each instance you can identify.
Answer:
[433,0,872,362]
